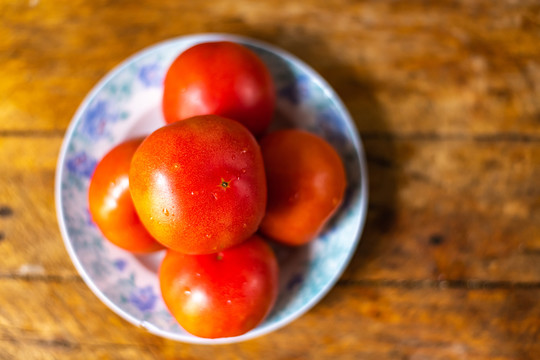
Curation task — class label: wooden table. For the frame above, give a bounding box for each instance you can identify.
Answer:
[2,1,539,359]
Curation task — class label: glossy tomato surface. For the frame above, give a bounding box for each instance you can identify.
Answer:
[159,235,279,339]
[259,130,347,246]
[162,41,275,136]
[129,115,267,254]
[88,138,163,253]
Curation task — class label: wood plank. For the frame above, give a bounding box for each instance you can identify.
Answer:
[343,138,540,282]
[1,136,539,282]
[0,278,538,359]
[1,0,539,135]
[0,340,157,360]
[0,279,154,347]
[0,137,74,277]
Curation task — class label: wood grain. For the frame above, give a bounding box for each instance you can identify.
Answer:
[0,279,538,360]
[2,0,540,358]
[344,138,540,282]
[0,137,73,277]
[1,0,539,136]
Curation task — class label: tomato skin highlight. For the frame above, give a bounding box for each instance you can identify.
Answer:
[159,235,279,339]
[88,138,163,253]
[162,41,275,136]
[129,115,267,254]
[259,130,347,246]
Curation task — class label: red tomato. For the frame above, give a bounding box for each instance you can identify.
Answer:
[88,138,163,253]
[259,130,347,246]
[129,115,267,254]
[162,41,275,136]
[159,235,279,338]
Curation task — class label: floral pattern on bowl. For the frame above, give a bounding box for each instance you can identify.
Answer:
[55,33,369,344]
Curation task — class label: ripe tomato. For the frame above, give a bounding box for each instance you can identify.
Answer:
[162,41,275,136]
[159,235,279,338]
[129,115,267,254]
[259,130,347,246]
[88,138,163,253]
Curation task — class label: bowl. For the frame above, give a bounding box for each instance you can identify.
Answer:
[55,33,368,344]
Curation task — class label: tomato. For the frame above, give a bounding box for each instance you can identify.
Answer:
[259,130,347,246]
[129,115,267,254]
[162,41,275,136]
[88,138,163,253]
[159,235,278,338]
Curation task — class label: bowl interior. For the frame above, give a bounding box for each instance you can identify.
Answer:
[56,34,368,344]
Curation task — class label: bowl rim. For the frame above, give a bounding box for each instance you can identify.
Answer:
[54,32,369,344]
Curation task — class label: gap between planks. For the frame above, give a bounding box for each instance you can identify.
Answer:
[338,279,540,290]
[0,130,67,138]
[1,130,540,143]
[0,333,154,352]
[361,132,540,143]
[0,273,82,283]
[2,272,540,290]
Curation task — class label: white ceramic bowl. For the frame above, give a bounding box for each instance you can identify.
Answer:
[55,33,368,344]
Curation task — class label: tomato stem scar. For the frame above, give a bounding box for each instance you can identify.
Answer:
[219,177,234,190]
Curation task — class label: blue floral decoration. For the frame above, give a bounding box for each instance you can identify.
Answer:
[313,107,351,149]
[114,259,127,271]
[138,63,163,87]
[85,208,96,226]
[278,82,300,105]
[129,285,158,312]
[277,72,312,105]
[79,100,119,140]
[287,273,304,291]
[66,151,97,179]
